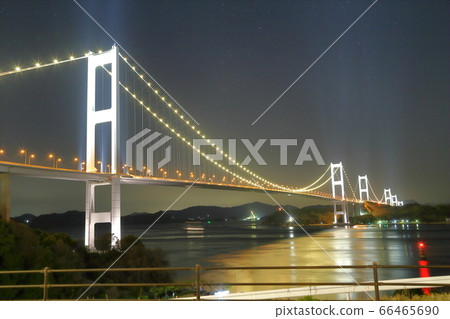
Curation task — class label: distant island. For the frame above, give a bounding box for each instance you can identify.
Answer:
[12,202,291,233]
[262,202,450,227]
[12,202,450,233]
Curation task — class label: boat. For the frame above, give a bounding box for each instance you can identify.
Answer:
[183,221,204,231]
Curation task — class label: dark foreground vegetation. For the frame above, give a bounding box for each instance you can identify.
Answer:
[0,220,175,300]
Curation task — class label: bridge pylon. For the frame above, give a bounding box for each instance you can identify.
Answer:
[86,45,120,174]
[391,194,398,206]
[333,201,348,224]
[358,175,369,202]
[85,175,121,250]
[330,162,348,224]
[384,188,392,205]
[85,46,121,249]
[358,175,369,215]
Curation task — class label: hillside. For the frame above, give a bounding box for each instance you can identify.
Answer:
[12,202,287,232]
[261,205,334,226]
[363,202,450,222]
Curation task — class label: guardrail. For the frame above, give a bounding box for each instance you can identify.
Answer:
[0,263,449,301]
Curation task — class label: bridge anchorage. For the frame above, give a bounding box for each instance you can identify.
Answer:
[0,45,404,250]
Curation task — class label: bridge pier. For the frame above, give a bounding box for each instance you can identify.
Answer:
[85,175,121,250]
[333,201,348,224]
[0,173,11,222]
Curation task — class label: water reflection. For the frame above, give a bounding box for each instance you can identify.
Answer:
[203,225,448,296]
[418,241,430,295]
[120,222,449,298]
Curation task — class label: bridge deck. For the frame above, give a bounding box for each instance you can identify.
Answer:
[0,161,342,201]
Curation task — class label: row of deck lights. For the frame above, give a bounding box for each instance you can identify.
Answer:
[0,150,245,182]
[0,150,249,183]
[1,149,337,196]
[0,149,64,168]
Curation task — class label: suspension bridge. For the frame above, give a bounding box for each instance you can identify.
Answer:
[0,46,403,249]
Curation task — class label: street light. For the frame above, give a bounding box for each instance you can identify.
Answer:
[28,154,35,165]
[20,149,27,164]
[56,158,62,168]
[74,157,79,170]
[48,154,56,168]
[97,160,103,173]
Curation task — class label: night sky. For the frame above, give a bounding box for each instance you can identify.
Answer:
[0,0,449,216]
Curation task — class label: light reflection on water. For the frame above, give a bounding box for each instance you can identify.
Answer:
[122,222,450,296]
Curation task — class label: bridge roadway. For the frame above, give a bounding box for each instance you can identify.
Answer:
[0,161,340,201]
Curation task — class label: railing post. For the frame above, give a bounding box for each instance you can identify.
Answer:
[372,262,380,301]
[42,267,49,301]
[195,264,201,301]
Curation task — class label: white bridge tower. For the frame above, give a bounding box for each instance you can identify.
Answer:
[330,162,348,224]
[384,188,392,205]
[358,175,369,215]
[358,175,369,202]
[85,46,121,249]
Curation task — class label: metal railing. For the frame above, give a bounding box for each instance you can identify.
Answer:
[0,263,449,301]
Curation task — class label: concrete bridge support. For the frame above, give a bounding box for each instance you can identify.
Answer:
[0,173,10,222]
[333,201,348,224]
[85,175,121,250]
[85,46,122,250]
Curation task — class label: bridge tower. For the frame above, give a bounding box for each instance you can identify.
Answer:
[358,175,369,202]
[391,194,398,206]
[384,189,392,205]
[330,162,348,224]
[85,46,121,249]
[358,175,369,215]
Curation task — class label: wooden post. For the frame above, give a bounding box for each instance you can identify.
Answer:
[42,267,49,301]
[195,264,201,301]
[372,262,380,301]
[0,173,11,222]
